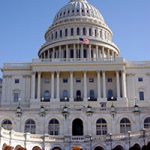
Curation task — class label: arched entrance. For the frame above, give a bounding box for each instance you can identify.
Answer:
[72,119,83,136]
[52,147,61,150]
[94,146,104,150]
[32,146,41,150]
[113,145,124,150]
[130,144,141,150]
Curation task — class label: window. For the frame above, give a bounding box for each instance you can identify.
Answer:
[63,78,68,83]
[76,78,81,83]
[89,78,94,83]
[139,91,144,100]
[120,118,131,134]
[13,90,20,102]
[2,120,12,130]
[83,28,86,35]
[70,49,74,58]
[77,28,80,35]
[95,29,97,37]
[107,89,113,100]
[48,119,59,135]
[76,90,81,97]
[15,79,19,84]
[44,79,50,84]
[107,78,112,82]
[89,28,92,36]
[65,29,68,36]
[63,90,68,98]
[55,31,57,39]
[90,90,95,99]
[138,77,143,82]
[43,90,50,102]
[60,30,62,38]
[71,28,74,36]
[96,119,107,135]
[83,49,87,58]
[25,119,36,134]
[144,117,150,129]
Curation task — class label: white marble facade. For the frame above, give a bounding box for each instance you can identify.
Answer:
[1,0,150,150]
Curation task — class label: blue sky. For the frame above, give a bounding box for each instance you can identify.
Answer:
[0,0,150,77]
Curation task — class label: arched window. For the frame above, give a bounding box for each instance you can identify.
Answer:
[83,28,86,35]
[144,117,150,128]
[72,119,83,136]
[25,119,36,134]
[120,118,131,133]
[89,28,92,36]
[48,119,59,135]
[71,28,74,36]
[77,28,80,35]
[96,118,107,135]
[1,119,12,130]
[43,90,50,102]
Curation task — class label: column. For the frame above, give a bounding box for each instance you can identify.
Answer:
[102,47,105,58]
[70,72,73,101]
[56,72,60,100]
[116,71,120,99]
[59,46,61,59]
[66,45,69,60]
[81,44,83,59]
[84,72,87,101]
[31,73,36,99]
[102,71,106,99]
[89,45,91,60]
[122,71,127,98]
[47,49,50,59]
[97,71,101,100]
[74,44,76,60]
[52,48,55,59]
[37,72,41,100]
[96,45,99,60]
[51,72,54,100]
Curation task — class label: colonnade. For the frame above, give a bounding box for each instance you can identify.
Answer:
[31,71,127,102]
[40,44,117,60]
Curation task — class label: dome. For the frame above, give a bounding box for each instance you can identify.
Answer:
[53,0,105,25]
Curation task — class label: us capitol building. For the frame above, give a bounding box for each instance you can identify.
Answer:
[1,0,150,150]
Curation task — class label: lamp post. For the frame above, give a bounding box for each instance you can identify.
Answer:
[141,128,146,146]
[89,135,92,150]
[109,133,112,150]
[39,98,46,150]
[110,103,116,118]
[128,131,131,149]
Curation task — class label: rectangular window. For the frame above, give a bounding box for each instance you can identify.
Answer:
[138,77,143,82]
[15,79,19,84]
[76,78,81,83]
[83,28,86,35]
[65,29,68,36]
[63,78,68,83]
[83,49,87,58]
[44,79,50,84]
[107,78,112,82]
[14,92,19,102]
[139,91,144,100]
[89,78,94,83]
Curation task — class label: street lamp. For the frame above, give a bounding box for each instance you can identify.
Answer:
[86,105,93,116]
[16,98,22,117]
[128,131,131,149]
[109,133,112,150]
[110,103,116,118]
[141,128,146,146]
[133,104,140,114]
[39,97,46,150]
[62,106,69,119]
